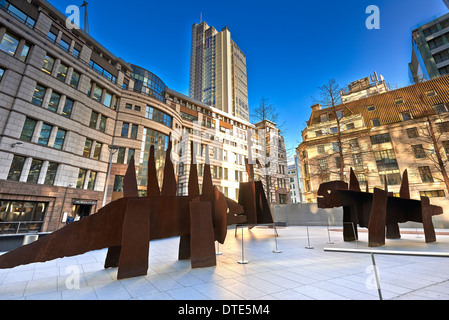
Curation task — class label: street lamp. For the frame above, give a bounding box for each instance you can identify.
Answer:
[102,145,119,207]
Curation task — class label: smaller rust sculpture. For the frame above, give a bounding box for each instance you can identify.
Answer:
[0,137,273,280]
[318,168,443,247]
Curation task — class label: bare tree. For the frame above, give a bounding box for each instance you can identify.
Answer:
[402,96,449,194]
[311,79,345,181]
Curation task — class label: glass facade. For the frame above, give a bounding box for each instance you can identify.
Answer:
[145,106,172,128]
[137,128,169,190]
[130,65,166,103]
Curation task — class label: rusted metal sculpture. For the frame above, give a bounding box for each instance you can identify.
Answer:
[318,168,443,247]
[0,137,273,280]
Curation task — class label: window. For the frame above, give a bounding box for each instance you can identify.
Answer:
[98,115,107,133]
[47,30,57,43]
[89,111,98,129]
[62,98,73,118]
[83,139,93,158]
[32,84,46,106]
[346,123,355,130]
[420,190,445,198]
[0,32,19,56]
[353,153,364,169]
[27,159,43,184]
[58,39,70,52]
[0,67,4,81]
[113,175,124,192]
[443,141,449,159]
[419,166,434,183]
[20,118,36,141]
[320,114,329,123]
[38,124,52,146]
[330,127,338,134]
[426,90,437,97]
[374,149,399,172]
[0,201,47,235]
[92,86,102,102]
[47,92,61,112]
[70,71,80,89]
[130,124,138,140]
[432,104,448,115]
[318,159,328,171]
[438,121,449,133]
[127,149,135,164]
[19,43,30,62]
[370,133,391,145]
[72,47,80,59]
[401,112,412,121]
[89,60,117,83]
[53,129,66,150]
[317,145,325,154]
[121,123,130,138]
[315,130,323,137]
[406,128,419,138]
[372,118,381,127]
[394,98,405,105]
[412,145,426,159]
[56,63,68,82]
[103,92,112,108]
[349,138,359,149]
[179,162,185,176]
[44,162,58,185]
[145,106,173,128]
[332,142,340,152]
[76,169,87,189]
[87,171,97,190]
[93,142,102,160]
[336,109,344,119]
[125,103,133,110]
[434,49,449,64]
[7,155,26,181]
[42,55,55,74]
[367,105,376,112]
[1,2,35,28]
[117,147,126,164]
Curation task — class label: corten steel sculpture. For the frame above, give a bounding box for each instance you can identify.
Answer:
[0,137,275,280]
[317,168,443,247]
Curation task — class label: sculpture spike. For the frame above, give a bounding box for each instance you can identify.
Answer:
[349,168,361,192]
[245,158,254,183]
[123,155,138,198]
[188,141,200,196]
[147,145,160,197]
[399,169,410,199]
[202,145,214,195]
[161,133,177,196]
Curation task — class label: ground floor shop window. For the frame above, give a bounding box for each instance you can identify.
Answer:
[0,201,47,234]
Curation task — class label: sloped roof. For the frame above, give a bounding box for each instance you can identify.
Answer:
[308,75,449,129]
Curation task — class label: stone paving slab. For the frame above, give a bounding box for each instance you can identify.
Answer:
[1,226,449,301]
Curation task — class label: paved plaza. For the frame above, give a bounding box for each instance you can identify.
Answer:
[1,226,449,301]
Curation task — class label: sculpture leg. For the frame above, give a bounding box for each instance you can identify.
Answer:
[386,223,401,239]
[117,200,150,280]
[104,246,121,269]
[343,206,358,242]
[189,201,216,268]
[178,235,191,260]
[421,197,437,243]
[368,188,388,247]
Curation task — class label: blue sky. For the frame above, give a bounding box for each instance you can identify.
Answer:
[49,0,448,159]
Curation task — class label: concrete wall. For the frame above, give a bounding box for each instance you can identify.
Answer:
[272,204,449,229]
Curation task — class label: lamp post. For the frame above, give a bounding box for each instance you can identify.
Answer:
[102,145,119,207]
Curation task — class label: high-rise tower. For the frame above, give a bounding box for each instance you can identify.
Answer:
[189,22,249,122]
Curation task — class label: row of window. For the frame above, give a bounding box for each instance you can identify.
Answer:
[7,155,58,185]
[0,1,35,28]
[31,83,74,118]
[87,82,118,110]
[21,117,66,150]
[0,29,31,61]
[42,54,81,88]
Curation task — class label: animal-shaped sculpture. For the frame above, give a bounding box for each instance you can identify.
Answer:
[0,137,273,280]
[318,168,443,247]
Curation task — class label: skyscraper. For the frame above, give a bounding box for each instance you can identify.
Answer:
[189,22,249,122]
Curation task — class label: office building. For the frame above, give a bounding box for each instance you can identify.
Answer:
[0,0,288,235]
[189,21,249,122]
[297,76,449,224]
[409,12,449,83]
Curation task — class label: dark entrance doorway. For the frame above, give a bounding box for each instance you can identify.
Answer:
[72,205,92,220]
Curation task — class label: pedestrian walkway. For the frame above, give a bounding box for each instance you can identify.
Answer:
[1,226,449,300]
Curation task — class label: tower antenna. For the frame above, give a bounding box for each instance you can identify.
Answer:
[80,1,89,34]
[200,12,202,23]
